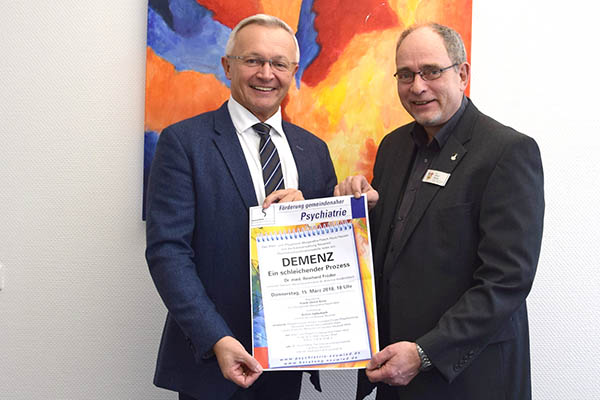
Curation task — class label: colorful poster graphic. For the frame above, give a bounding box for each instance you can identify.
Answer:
[249,196,378,369]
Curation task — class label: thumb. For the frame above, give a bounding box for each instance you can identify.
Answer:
[367,347,390,370]
[239,352,263,373]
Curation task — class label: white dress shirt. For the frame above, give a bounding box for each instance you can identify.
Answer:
[227,96,299,204]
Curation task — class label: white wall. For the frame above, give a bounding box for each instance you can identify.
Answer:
[471,2,600,398]
[0,2,166,399]
[0,1,598,399]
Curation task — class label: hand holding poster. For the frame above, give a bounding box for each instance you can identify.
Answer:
[249,195,378,370]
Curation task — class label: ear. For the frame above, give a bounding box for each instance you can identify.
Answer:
[221,57,232,80]
[458,62,471,91]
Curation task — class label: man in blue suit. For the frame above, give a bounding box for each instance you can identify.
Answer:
[145,14,337,400]
[335,23,544,399]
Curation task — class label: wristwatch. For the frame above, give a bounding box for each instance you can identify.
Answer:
[416,343,432,371]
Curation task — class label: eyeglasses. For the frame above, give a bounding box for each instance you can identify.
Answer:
[394,63,459,84]
[226,55,298,73]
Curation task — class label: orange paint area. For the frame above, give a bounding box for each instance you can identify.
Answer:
[144,48,230,133]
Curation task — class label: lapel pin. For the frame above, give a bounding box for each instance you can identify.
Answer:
[451,153,458,161]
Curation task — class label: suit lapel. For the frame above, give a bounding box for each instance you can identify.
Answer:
[373,132,415,269]
[389,101,478,260]
[393,136,467,254]
[283,122,310,191]
[212,103,258,209]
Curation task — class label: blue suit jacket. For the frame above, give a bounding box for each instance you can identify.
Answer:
[145,102,337,399]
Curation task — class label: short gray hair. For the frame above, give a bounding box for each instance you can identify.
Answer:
[225,14,300,62]
[396,22,467,65]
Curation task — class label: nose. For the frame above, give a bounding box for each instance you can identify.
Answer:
[409,73,427,94]
[256,60,275,79]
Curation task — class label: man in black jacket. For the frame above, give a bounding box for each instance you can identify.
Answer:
[335,22,544,400]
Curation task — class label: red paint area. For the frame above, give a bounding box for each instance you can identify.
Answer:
[302,0,398,86]
[197,0,262,29]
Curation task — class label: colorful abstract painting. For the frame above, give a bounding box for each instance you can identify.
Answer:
[143,0,472,214]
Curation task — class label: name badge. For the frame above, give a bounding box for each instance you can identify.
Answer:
[422,169,451,187]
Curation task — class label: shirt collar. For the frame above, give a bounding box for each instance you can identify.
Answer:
[411,95,468,150]
[227,96,285,137]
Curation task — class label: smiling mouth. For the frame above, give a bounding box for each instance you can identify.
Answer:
[413,100,435,105]
[251,85,276,92]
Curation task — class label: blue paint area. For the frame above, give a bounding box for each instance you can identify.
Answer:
[296,0,320,87]
[148,0,173,30]
[252,270,267,346]
[169,0,213,37]
[253,310,267,347]
[147,1,231,86]
[143,130,160,220]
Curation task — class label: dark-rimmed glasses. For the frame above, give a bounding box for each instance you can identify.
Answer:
[226,55,297,73]
[394,63,459,84]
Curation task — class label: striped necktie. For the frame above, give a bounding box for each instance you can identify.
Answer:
[252,123,284,196]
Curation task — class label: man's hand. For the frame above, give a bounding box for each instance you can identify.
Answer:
[263,188,304,208]
[334,175,379,209]
[213,336,263,388]
[365,341,421,386]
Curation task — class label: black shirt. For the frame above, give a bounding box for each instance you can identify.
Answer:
[377,96,468,345]
[387,95,468,249]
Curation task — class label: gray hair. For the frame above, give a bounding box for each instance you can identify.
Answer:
[396,22,467,65]
[225,14,300,62]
